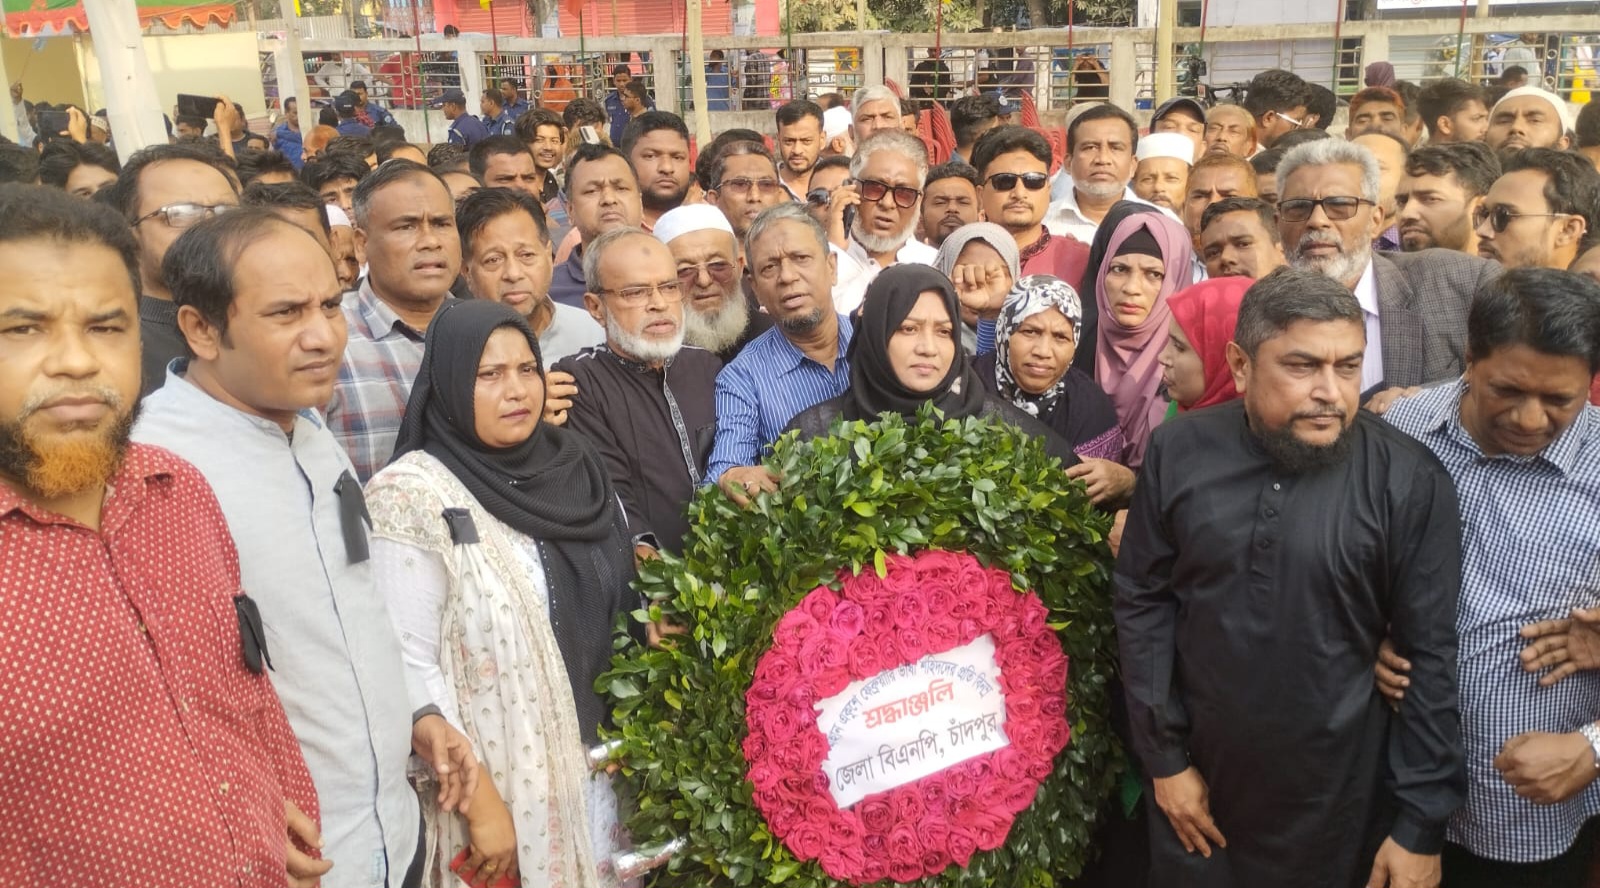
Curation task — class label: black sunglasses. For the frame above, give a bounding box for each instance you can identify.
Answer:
[1473,204,1568,234]
[1277,196,1373,223]
[856,178,921,209]
[984,172,1049,192]
[805,188,831,207]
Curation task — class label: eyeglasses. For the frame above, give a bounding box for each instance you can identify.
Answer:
[718,177,783,196]
[1277,197,1373,223]
[856,178,921,209]
[983,172,1050,192]
[593,280,685,306]
[805,188,832,207]
[1473,204,1569,234]
[1270,109,1307,130]
[132,202,236,229]
[675,261,738,286]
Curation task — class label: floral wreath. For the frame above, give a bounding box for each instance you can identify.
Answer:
[600,405,1122,886]
[745,551,1071,883]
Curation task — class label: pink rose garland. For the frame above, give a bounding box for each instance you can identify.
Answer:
[743,550,1071,883]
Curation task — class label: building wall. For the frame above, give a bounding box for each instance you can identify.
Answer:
[3,36,87,109]
[78,31,269,123]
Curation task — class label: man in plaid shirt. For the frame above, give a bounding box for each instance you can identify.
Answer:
[325,161,460,480]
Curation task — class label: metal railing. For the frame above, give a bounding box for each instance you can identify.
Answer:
[258,13,1597,140]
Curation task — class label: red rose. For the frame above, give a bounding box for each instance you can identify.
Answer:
[1030,631,1065,664]
[957,618,983,644]
[925,616,960,653]
[993,746,1031,781]
[763,704,800,743]
[965,755,994,783]
[892,590,929,630]
[747,761,782,792]
[918,816,954,874]
[1039,657,1069,693]
[786,820,828,861]
[819,838,867,881]
[1042,718,1071,757]
[766,798,804,837]
[800,634,849,673]
[890,786,927,823]
[1040,692,1067,718]
[829,599,866,639]
[774,608,821,647]
[919,774,949,811]
[846,636,883,679]
[973,822,1008,852]
[927,585,957,619]
[944,764,977,799]
[742,728,768,764]
[801,587,838,624]
[1008,691,1041,721]
[1002,778,1039,814]
[847,568,893,605]
[753,653,802,692]
[859,856,890,884]
[916,550,965,589]
[1020,595,1048,635]
[947,824,981,867]
[886,823,925,879]
[861,830,889,860]
[996,614,1023,641]
[876,634,903,670]
[857,796,895,834]
[894,626,928,663]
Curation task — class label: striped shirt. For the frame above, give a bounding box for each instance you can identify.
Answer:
[1386,381,1600,862]
[325,282,434,482]
[705,315,853,483]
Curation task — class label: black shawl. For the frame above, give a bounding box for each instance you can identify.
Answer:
[392,300,635,743]
[843,265,987,423]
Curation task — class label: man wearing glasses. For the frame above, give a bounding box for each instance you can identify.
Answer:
[972,125,1088,284]
[704,139,790,243]
[1243,69,1314,151]
[654,203,772,363]
[555,226,720,556]
[1474,148,1597,272]
[104,143,241,396]
[1276,139,1497,395]
[829,129,937,315]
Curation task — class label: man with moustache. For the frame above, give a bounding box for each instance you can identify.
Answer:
[468,136,543,197]
[324,161,462,480]
[549,143,644,309]
[1203,104,1258,159]
[1046,103,1144,242]
[1276,140,1497,395]
[829,128,938,314]
[0,184,325,888]
[850,85,902,144]
[918,162,982,249]
[1485,87,1574,156]
[1473,149,1597,271]
[1395,142,1499,256]
[776,100,825,201]
[705,138,790,243]
[457,187,602,362]
[622,111,692,229]
[134,207,482,888]
[1180,152,1258,237]
[103,142,241,395]
[1117,267,1465,888]
[707,203,848,505]
[1132,132,1194,214]
[1198,196,1287,280]
[653,204,772,362]
[554,228,720,555]
[972,126,1089,283]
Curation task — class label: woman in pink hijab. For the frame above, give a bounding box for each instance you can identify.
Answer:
[1093,211,1195,468]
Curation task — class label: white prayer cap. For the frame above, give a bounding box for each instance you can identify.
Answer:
[823,106,852,141]
[652,204,736,246]
[1492,86,1575,136]
[1135,132,1195,166]
[325,204,352,228]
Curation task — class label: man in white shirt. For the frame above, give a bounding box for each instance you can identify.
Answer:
[826,128,938,314]
[1276,139,1497,394]
[1045,103,1146,243]
[134,207,479,888]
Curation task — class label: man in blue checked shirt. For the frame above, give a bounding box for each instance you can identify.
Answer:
[1380,267,1600,888]
[706,203,849,504]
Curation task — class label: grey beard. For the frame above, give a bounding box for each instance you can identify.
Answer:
[683,291,750,354]
[779,307,825,334]
[605,313,684,363]
[1076,179,1125,200]
[1291,233,1373,285]
[852,211,919,256]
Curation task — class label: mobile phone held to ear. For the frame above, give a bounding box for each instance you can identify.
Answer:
[579,125,600,145]
[176,93,221,119]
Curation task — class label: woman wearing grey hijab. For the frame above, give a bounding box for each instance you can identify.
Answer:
[933,221,1020,354]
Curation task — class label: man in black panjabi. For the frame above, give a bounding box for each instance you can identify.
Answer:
[1114,266,1465,888]
[554,227,719,555]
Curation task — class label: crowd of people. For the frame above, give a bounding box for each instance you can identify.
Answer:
[2,53,1600,888]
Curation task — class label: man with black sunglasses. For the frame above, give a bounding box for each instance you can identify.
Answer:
[972,125,1090,285]
[103,142,241,396]
[830,129,937,314]
[1277,139,1496,395]
[1474,148,1597,272]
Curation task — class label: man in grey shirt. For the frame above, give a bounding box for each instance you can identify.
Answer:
[134,207,480,888]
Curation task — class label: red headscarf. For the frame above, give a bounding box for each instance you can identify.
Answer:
[1168,277,1252,411]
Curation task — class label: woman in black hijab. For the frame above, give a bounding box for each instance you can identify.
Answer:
[366,300,637,886]
[1072,200,1161,375]
[787,265,1079,466]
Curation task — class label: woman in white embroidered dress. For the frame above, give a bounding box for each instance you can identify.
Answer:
[366,301,640,888]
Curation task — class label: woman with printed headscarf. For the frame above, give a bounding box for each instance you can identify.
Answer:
[787,265,1079,467]
[975,275,1131,504]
